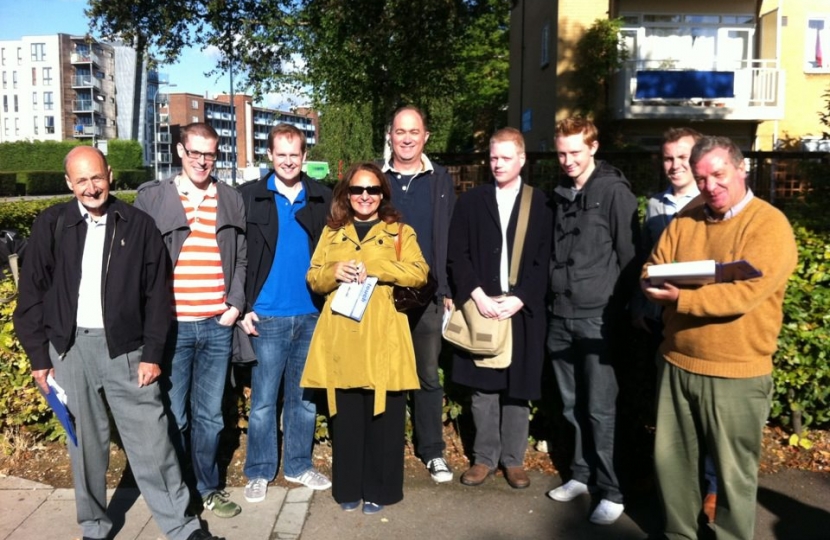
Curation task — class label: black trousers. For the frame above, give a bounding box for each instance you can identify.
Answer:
[332,389,407,506]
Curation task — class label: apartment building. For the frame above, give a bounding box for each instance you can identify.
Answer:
[155,91,318,180]
[509,0,830,151]
[0,34,119,144]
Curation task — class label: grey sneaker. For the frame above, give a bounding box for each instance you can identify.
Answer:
[426,457,453,483]
[244,478,268,503]
[202,490,241,518]
[284,468,332,490]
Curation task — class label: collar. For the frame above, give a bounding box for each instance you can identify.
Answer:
[705,188,754,222]
[659,185,700,205]
[268,173,305,201]
[382,154,435,176]
[76,201,109,225]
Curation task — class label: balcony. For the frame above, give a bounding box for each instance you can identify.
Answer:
[156,152,171,164]
[610,60,784,121]
[156,132,171,143]
[73,124,101,138]
[254,132,267,140]
[72,100,103,114]
[71,51,100,66]
[72,76,102,90]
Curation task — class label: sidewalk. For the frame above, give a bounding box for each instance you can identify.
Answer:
[2,468,829,539]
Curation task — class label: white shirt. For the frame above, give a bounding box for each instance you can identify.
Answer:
[76,202,107,328]
[496,180,521,293]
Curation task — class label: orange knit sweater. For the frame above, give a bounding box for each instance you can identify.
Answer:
[643,197,798,378]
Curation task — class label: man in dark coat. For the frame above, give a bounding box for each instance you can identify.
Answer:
[447,127,552,489]
[546,117,639,525]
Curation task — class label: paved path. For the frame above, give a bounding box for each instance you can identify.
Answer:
[2,468,829,539]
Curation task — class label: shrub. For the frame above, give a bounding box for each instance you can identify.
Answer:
[106,140,144,171]
[0,140,84,172]
[24,171,67,195]
[772,224,830,430]
[113,169,149,190]
[0,173,17,196]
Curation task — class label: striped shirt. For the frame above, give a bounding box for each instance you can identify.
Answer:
[173,183,227,321]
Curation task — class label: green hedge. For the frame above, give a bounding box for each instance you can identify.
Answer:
[106,140,144,170]
[0,140,84,172]
[0,173,17,197]
[113,169,150,190]
[21,171,67,196]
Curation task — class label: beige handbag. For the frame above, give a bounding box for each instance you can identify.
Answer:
[443,186,533,369]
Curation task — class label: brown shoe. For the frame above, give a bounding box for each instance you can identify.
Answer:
[703,493,717,523]
[461,464,493,486]
[504,466,530,489]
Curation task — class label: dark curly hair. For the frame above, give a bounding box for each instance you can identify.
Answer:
[328,162,402,229]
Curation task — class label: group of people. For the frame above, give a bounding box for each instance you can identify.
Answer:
[12,104,796,540]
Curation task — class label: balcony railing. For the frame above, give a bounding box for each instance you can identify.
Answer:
[73,125,101,138]
[610,59,784,121]
[72,76,102,90]
[72,100,103,113]
[71,51,100,65]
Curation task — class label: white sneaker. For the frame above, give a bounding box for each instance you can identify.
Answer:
[590,499,625,525]
[244,478,268,503]
[548,479,589,502]
[426,457,453,483]
[284,468,332,490]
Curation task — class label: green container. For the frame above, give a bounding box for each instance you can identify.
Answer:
[303,161,330,180]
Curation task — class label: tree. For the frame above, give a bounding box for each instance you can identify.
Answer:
[573,18,629,118]
[86,0,298,97]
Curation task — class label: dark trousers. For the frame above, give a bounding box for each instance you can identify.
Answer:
[332,389,407,506]
[408,302,446,462]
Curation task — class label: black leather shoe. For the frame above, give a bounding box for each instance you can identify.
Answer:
[187,530,226,540]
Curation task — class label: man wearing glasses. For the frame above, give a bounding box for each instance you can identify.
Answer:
[237,123,332,503]
[135,122,247,519]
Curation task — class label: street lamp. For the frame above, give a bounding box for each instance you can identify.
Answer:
[154,82,176,180]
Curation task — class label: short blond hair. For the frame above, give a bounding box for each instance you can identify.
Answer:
[490,127,525,153]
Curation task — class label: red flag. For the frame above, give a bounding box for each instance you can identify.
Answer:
[816,30,823,68]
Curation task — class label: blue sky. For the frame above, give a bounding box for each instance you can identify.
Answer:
[0,0,299,108]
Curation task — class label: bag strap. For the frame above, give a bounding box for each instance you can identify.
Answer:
[393,224,402,261]
[508,185,533,288]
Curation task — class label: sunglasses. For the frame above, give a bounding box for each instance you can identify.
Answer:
[348,185,383,196]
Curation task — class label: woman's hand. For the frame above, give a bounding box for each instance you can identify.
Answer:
[334,260,367,284]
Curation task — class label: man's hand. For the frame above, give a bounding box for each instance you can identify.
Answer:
[443,296,454,312]
[32,368,54,394]
[495,295,524,320]
[241,311,260,336]
[471,287,501,319]
[642,280,680,304]
[218,305,240,326]
[137,362,161,387]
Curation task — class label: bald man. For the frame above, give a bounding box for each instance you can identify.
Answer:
[14,146,222,540]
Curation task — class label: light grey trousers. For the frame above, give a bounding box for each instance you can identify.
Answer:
[469,390,530,469]
[51,328,199,540]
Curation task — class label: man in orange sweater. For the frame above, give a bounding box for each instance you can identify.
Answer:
[642,136,797,540]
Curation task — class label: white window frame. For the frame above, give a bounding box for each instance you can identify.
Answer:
[44,91,53,111]
[43,67,52,86]
[805,14,830,73]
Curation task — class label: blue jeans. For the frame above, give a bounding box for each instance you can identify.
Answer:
[245,313,318,480]
[166,317,233,497]
[547,316,622,503]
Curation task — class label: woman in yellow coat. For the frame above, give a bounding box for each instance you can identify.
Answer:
[301,162,428,514]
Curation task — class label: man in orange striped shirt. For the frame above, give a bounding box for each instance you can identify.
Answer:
[135,123,247,519]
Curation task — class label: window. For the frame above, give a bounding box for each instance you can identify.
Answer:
[541,21,550,67]
[31,43,46,62]
[14,118,19,136]
[44,91,53,110]
[42,67,52,86]
[45,115,55,134]
[2,96,6,113]
[2,71,5,89]
[806,16,830,72]
[192,115,199,123]
[12,71,17,89]
[0,48,5,66]
[32,91,38,110]
[191,99,199,109]
[3,119,8,136]
[13,95,18,113]
[16,47,22,65]
[33,116,38,135]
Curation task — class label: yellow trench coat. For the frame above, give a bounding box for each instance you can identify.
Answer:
[301,221,428,416]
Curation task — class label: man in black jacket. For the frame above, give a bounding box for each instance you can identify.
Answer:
[546,117,639,525]
[238,124,332,503]
[13,146,221,540]
[381,106,456,483]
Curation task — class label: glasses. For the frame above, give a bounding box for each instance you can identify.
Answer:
[348,185,383,196]
[183,147,218,162]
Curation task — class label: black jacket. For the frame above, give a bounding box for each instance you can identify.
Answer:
[549,160,640,319]
[447,183,552,400]
[239,172,332,311]
[13,198,171,370]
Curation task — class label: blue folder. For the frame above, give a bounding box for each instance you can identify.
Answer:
[40,382,78,446]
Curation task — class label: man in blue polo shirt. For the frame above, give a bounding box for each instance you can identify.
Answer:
[238,123,332,503]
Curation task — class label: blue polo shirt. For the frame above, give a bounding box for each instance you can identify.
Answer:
[253,175,317,316]
[387,171,434,270]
